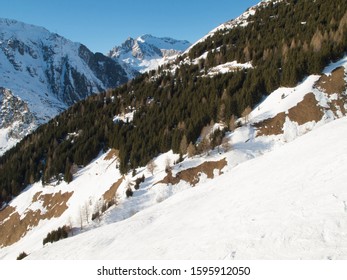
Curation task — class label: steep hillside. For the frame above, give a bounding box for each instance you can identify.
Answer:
[0,0,346,204]
[0,55,346,259]
[108,34,191,74]
[24,116,347,260]
[0,18,128,154]
[185,0,274,53]
[0,0,347,258]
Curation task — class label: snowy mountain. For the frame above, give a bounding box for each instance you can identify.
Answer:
[0,0,346,260]
[0,55,346,260]
[0,18,128,154]
[108,34,191,74]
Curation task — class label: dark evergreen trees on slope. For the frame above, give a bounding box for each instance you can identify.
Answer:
[0,0,346,205]
[42,226,69,245]
[16,252,28,260]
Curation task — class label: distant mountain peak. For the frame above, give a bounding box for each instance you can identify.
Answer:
[108,34,191,74]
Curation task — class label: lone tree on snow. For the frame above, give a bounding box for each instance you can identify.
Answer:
[147,159,157,176]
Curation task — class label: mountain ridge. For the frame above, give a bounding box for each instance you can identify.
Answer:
[0,17,128,154]
[108,34,191,74]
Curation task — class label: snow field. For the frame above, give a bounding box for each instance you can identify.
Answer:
[25,116,347,259]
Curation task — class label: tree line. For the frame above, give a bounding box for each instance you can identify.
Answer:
[0,0,346,205]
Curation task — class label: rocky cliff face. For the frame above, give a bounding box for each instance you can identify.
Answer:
[0,88,36,155]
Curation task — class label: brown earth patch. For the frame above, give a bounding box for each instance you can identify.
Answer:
[40,191,74,219]
[315,67,346,96]
[314,66,347,117]
[104,148,119,160]
[287,93,324,125]
[255,112,286,136]
[255,93,324,136]
[0,209,43,248]
[158,170,181,186]
[103,177,123,204]
[157,158,227,187]
[0,205,16,223]
[32,191,43,203]
[0,211,21,248]
[0,191,73,248]
[330,97,347,116]
[256,68,347,137]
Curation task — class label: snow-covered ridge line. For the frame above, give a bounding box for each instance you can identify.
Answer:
[0,18,55,41]
[185,0,282,54]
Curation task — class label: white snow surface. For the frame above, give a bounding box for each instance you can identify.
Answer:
[25,116,347,260]
[0,127,18,154]
[113,110,135,123]
[205,61,253,77]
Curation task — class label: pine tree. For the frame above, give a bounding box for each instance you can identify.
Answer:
[64,158,73,183]
[242,106,252,124]
[147,159,157,176]
[179,135,188,155]
[126,188,133,198]
[187,142,196,158]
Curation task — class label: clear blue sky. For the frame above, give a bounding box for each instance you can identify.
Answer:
[0,0,260,54]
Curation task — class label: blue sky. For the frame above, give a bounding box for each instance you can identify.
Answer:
[0,0,260,54]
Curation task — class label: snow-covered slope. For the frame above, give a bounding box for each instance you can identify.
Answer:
[25,116,347,260]
[0,56,346,260]
[0,18,128,154]
[164,0,276,78]
[108,34,191,74]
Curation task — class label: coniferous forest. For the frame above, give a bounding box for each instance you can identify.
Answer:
[0,0,346,205]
